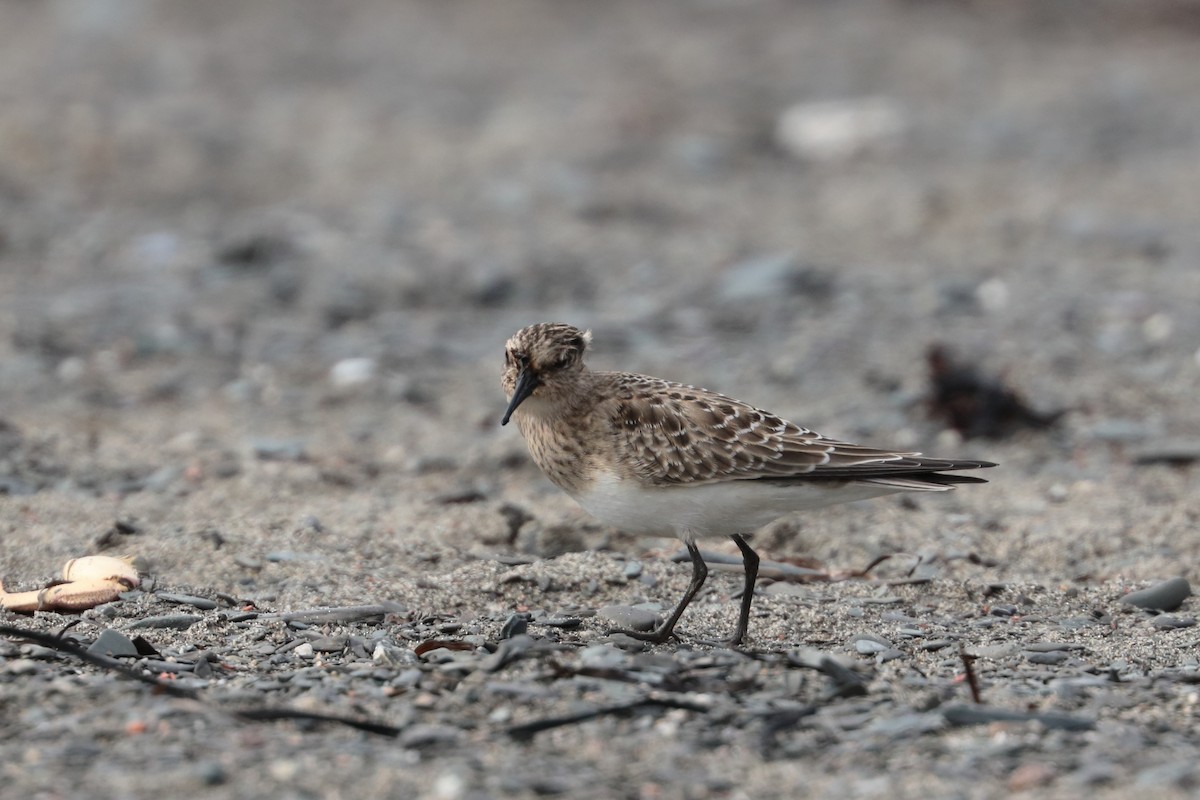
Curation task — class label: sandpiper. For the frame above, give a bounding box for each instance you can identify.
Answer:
[501,322,994,646]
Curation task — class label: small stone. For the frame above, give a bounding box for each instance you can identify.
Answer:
[127,615,202,631]
[293,643,315,658]
[195,761,226,786]
[1152,615,1197,630]
[307,636,347,652]
[763,583,810,597]
[1026,651,1069,665]
[329,357,377,389]
[851,635,892,655]
[1025,642,1084,653]
[156,593,219,611]
[87,629,140,658]
[774,96,906,161]
[597,605,660,632]
[1120,577,1191,611]
[374,642,418,667]
[399,724,464,749]
[251,439,307,462]
[942,704,1094,731]
[500,613,529,639]
[1133,442,1200,467]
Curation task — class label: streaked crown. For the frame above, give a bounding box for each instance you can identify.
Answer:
[501,323,593,422]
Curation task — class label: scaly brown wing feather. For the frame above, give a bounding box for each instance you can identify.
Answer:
[603,372,992,487]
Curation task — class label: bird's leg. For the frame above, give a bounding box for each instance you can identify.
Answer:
[729,534,760,647]
[615,541,708,644]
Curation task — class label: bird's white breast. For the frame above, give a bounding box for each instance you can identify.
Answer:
[572,469,903,540]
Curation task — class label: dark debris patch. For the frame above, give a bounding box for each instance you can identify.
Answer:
[926,344,1066,439]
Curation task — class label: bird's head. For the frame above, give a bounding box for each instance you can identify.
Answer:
[501,322,592,425]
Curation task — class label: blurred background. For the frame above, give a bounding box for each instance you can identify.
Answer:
[0,0,1197,517]
[3,4,1200,795]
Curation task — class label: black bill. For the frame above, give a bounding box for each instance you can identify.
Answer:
[501,367,540,425]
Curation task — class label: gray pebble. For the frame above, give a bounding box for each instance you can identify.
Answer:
[942,704,1094,731]
[1059,616,1098,631]
[1025,641,1084,652]
[398,724,464,749]
[500,613,529,639]
[307,636,347,652]
[194,761,226,787]
[1120,577,1191,611]
[87,629,140,658]
[156,592,219,611]
[482,635,536,672]
[867,712,946,738]
[762,583,809,597]
[598,605,660,632]
[851,635,892,655]
[606,633,650,652]
[128,614,203,630]
[250,438,307,462]
[623,561,643,579]
[1026,651,1069,665]
[1151,615,1197,630]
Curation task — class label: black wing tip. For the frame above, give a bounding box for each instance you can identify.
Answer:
[923,472,990,485]
[901,458,997,485]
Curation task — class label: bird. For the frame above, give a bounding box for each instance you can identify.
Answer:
[500,322,995,646]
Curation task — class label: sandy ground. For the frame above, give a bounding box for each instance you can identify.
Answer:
[2,1,1200,798]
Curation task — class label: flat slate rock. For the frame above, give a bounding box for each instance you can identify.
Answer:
[597,605,660,632]
[128,614,203,630]
[1119,578,1191,611]
[87,629,139,658]
[156,592,219,611]
[942,704,1095,731]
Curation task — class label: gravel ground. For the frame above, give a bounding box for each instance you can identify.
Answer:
[3,2,1200,798]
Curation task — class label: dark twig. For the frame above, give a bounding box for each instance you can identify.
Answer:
[959,645,982,704]
[0,623,401,737]
[0,624,200,699]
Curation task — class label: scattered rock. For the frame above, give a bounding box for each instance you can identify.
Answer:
[127,615,203,631]
[1119,578,1191,612]
[329,357,377,390]
[774,97,906,161]
[251,439,308,462]
[156,593,219,611]
[87,629,140,658]
[597,605,660,632]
